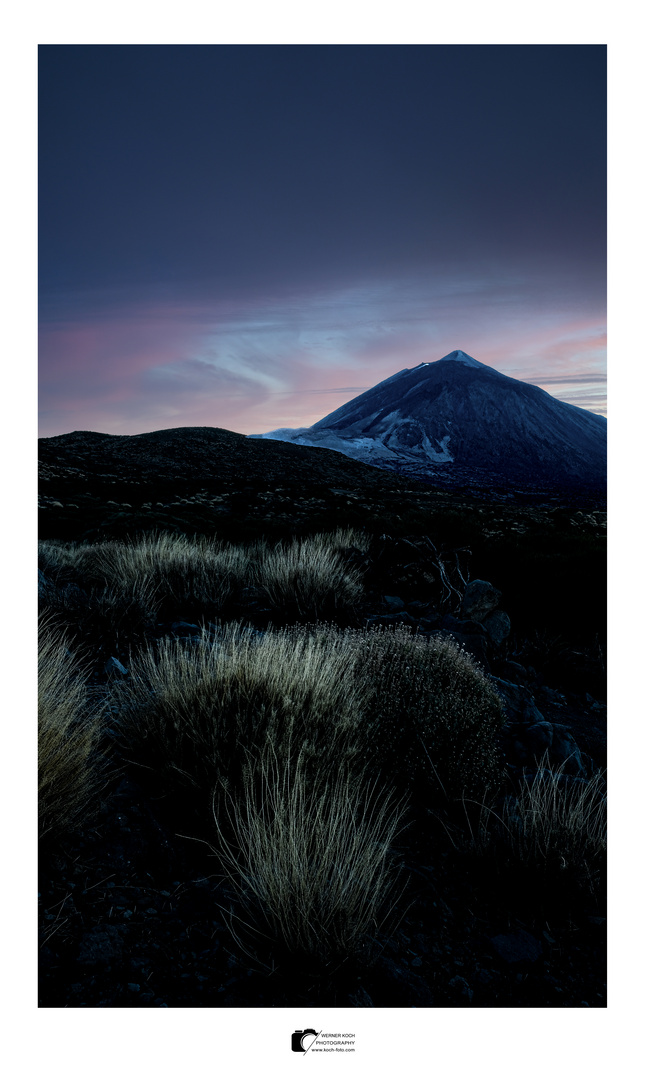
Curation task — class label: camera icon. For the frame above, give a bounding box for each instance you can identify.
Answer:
[292,1029,318,1052]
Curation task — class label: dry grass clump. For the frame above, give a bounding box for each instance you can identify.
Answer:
[473,755,606,893]
[39,530,368,626]
[94,532,250,618]
[39,577,160,658]
[213,747,407,967]
[343,625,505,799]
[310,527,370,553]
[38,618,106,838]
[38,540,79,583]
[254,534,364,621]
[109,624,368,798]
[38,540,119,586]
[73,531,248,617]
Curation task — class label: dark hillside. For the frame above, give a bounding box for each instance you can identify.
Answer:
[39,425,427,488]
[39,426,605,646]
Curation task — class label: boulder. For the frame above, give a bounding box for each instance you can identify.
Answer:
[522,700,545,724]
[407,599,434,617]
[525,721,554,755]
[104,656,128,676]
[551,725,587,776]
[491,677,544,724]
[441,614,487,635]
[383,595,406,613]
[498,660,528,682]
[461,580,502,623]
[481,610,511,645]
[170,621,201,635]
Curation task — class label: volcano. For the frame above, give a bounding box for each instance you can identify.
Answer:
[253,350,607,491]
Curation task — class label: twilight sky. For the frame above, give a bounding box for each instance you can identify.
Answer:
[38,44,607,437]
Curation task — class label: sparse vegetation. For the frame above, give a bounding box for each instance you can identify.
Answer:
[39,529,369,629]
[40,577,160,658]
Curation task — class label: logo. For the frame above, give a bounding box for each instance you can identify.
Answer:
[291,1029,319,1053]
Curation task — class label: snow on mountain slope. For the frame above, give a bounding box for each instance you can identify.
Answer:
[252,350,606,490]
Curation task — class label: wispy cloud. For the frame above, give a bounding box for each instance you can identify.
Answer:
[38,270,606,436]
[527,373,607,385]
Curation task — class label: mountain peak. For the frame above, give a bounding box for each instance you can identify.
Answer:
[253,348,606,491]
[433,350,484,369]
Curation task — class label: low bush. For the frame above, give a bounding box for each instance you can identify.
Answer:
[38,618,106,838]
[213,747,407,968]
[39,530,368,628]
[109,624,368,800]
[343,625,505,799]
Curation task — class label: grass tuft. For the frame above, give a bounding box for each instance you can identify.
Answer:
[109,624,368,799]
[254,534,364,621]
[93,532,250,618]
[212,747,408,968]
[472,753,606,894]
[38,617,107,838]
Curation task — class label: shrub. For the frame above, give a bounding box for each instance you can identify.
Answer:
[344,625,505,799]
[109,624,368,800]
[254,534,364,621]
[213,747,407,968]
[38,618,106,838]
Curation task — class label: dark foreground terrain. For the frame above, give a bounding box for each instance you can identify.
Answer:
[39,771,606,1008]
[38,427,606,1008]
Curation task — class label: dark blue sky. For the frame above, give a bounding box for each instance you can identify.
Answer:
[38,45,607,435]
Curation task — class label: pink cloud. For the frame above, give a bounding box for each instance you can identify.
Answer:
[38,278,607,436]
